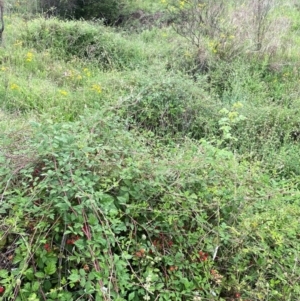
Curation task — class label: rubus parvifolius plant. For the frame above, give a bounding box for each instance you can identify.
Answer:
[0,111,300,300]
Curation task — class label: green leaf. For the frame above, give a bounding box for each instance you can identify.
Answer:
[0,269,9,278]
[28,293,39,301]
[35,272,45,279]
[88,272,96,281]
[44,262,57,275]
[49,289,58,299]
[79,268,86,277]
[155,282,164,290]
[68,273,81,283]
[128,292,135,300]
[32,281,40,292]
[44,279,52,291]
[25,268,35,281]
[80,277,86,287]
[85,280,93,293]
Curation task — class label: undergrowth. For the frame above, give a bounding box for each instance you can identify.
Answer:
[1,0,300,300]
[1,113,300,301]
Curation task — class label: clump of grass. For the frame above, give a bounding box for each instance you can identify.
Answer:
[21,18,148,70]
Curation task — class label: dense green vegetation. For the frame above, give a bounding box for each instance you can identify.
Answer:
[1,0,300,300]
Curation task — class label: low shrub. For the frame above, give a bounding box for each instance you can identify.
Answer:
[21,18,145,70]
[118,70,221,139]
[0,112,300,300]
[39,0,120,23]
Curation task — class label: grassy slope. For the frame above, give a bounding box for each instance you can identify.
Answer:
[1,1,300,300]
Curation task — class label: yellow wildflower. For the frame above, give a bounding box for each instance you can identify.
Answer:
[91,84,102,94]
[1,66,7,71]
[10,83,20,90]
[59,90,68,96]
[26,52,33,62]
[83,68,91,77]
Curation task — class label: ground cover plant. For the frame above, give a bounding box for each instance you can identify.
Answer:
[1,0,300,300]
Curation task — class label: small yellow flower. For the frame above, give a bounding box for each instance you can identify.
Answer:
[76,75,82,80]
[10,83,20,90]
[59,90,68,96]
[91,84,102,94]
[1,66,7,71]
[83,68,91,77]
[26,52,33,62]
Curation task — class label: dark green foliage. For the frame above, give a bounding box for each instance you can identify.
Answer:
[119,70,220,138]
[1,113,300,300]
[39,0,120,22]
[74,0,120,23]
